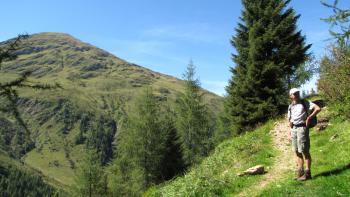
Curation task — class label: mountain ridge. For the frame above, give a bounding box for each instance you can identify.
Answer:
[0,32,223,189]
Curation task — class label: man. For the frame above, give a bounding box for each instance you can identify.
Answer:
[288,88,321,181]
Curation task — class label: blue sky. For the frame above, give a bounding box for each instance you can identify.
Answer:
[1,0,346,96]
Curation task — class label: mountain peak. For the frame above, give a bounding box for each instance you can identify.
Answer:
[30,32,79,41]
[28,32,94,49]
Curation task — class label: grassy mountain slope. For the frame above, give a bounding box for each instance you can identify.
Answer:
[0,32,223,189]
[0,149,65,196]
[1,32,221,110]
[146,104,350,196]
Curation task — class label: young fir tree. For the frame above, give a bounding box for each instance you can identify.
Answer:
[73,149,108,197]
[176,60,214,166]
[159,106,185,180]
[225,0,311,134]
[112,88,174,195]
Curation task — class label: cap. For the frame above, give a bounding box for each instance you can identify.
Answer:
[289,88,300,95]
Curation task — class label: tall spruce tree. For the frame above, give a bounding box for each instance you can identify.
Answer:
[132,88,168,186]
[159,106,185,180]
[112,88,175,195]
[176,60,214,166]
[225,0,311,134]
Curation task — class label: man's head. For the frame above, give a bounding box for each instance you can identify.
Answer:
[289,88,300,102]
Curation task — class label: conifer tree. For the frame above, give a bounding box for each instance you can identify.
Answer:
[132,88,167,185]
[225,0,311,134]
[73,149,108,197]
[112,88,174,195]
[176,60,214,166]
[159,106,185,180]
[321,0,350,49]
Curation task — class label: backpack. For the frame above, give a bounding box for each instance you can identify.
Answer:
[289,99,317,128]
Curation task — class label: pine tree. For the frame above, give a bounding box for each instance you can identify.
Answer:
[176,60,214,166]
[321,0,350,49]
[112,88,172,195]
[73,149,108,197]
[225,0,311,134]
[159,106,185,180]
[132,88,167,185]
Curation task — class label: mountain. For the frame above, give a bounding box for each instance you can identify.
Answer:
[0,32,223,190]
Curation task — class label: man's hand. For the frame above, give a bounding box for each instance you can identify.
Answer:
[306,116,311,127]
[288,132,292,142]
[288,122,292,142]
[289,122,293,128]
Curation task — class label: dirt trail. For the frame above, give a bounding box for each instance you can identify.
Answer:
[235,117,295,197]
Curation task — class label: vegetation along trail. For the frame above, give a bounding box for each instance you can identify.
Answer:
[236,117,295,197]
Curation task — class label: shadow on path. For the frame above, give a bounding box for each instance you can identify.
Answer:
[314,163,350,178]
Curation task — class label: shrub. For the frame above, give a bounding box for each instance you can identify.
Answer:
[318,47,350,118]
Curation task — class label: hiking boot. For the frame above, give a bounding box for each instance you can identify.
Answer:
[297,169,312,181]
[294,168,304,180]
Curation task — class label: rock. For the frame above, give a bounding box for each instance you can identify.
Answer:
[237,172,244,176]
[330,134,339,141]
[237,165,265,176]
[318,117,329,124]
[316,124,328,131]
[222,169,229,176]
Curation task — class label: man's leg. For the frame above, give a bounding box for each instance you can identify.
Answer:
[297,127,312,181]
[292,128,304,179]
[304,152,312,171]
[294,151,304,179]
[300,152,312,180]
[295,152,304,169]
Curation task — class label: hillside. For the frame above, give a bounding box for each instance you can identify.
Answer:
[0,32,223,189]
[0,150,64,196]
[146,104,350,196]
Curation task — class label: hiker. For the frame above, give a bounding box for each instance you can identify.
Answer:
[288,88,321,181]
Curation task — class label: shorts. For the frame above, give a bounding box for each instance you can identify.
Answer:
[291,126,310,154]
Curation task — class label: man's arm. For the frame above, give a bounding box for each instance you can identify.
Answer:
[306,103,321,126]
[288,105,293,128]
[288,105,293,141]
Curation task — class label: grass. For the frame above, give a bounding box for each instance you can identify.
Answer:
[258,108,350,196]
[145,120,275,197]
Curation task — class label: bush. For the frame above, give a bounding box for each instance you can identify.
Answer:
[318,47,350,102]
[318,47,350,119]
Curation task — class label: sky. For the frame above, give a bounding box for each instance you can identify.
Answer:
[1,0,347,96]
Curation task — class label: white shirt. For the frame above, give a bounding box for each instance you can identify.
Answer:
[288,100,316,125]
